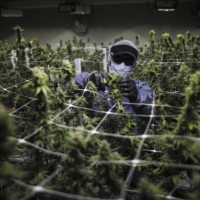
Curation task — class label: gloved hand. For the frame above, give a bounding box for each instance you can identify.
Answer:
[118,78,138,101]
[85,71,106,91]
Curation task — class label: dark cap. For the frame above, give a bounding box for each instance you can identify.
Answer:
[110,40,138,59]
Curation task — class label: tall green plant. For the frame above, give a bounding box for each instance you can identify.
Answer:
[0,26,200,200]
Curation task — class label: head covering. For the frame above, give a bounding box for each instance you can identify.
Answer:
[110,40,138,60]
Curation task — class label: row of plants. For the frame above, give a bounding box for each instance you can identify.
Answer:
[0,26,200,200]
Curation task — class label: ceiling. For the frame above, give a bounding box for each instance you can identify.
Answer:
[0,0,197,9]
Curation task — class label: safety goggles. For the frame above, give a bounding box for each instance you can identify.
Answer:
[112,55,135,66]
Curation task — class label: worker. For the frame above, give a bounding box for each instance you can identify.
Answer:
[74,39,153,121]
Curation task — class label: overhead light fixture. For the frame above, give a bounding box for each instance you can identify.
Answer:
[58,3,91,15]
[155,0,178,12]
[0,8,23,17]
[158,8,175,11]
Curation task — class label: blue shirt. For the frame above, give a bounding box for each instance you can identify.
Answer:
[74,72,153,121]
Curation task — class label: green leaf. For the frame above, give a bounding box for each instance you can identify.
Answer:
[35,87,41,96]
[21,82,33,89]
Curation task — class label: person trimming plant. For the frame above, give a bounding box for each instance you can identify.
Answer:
[74,39,153,121]
[74,40,153,188]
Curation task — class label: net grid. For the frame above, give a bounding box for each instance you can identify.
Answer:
[0,59,199,200]
[1,30,200,199]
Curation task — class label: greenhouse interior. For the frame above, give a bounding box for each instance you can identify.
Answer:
[1,0,200,199]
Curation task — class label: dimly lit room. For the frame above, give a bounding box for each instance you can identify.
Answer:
[0,0,200,200]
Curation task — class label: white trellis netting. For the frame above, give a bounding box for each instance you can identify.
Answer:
[1,31,200,200]
[1,63,200,200]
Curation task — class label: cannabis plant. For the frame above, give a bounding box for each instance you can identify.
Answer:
[0,26,200,200]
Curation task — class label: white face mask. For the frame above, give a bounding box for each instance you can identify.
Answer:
[110,61,132,78]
